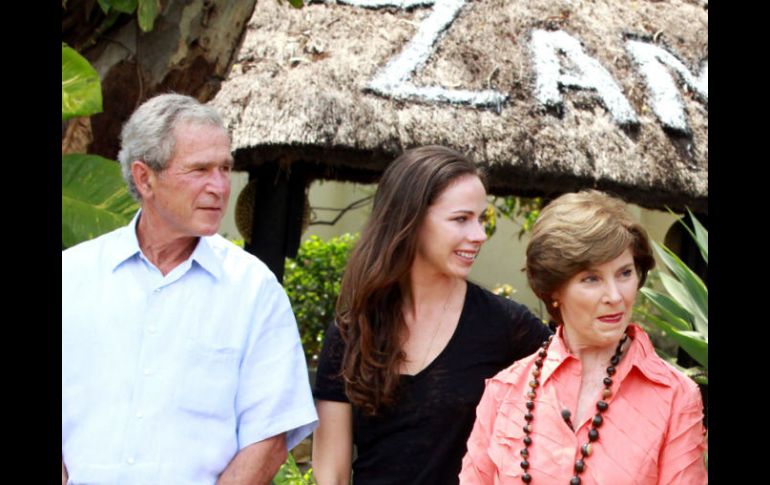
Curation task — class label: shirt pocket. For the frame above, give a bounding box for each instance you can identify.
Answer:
[176,340,240,420]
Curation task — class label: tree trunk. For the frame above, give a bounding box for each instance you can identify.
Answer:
[62,0,258,159]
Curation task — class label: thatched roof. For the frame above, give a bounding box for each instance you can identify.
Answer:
[211,0,708,213]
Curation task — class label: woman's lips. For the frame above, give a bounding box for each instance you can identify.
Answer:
[455,250,477,262]
[597,312,624,323]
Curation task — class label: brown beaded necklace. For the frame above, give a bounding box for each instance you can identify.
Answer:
[519,330,631,485]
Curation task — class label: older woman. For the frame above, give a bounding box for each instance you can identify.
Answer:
[459,190,707,485]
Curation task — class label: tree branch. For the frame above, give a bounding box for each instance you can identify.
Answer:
[310,195,373,226]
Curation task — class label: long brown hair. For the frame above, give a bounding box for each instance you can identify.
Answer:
[336,145,483,415]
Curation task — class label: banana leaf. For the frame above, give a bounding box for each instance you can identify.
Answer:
[62,44,102,120]
[62,154,139,248]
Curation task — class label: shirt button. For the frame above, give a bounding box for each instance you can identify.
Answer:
[143,368,152,376]
[127,457,135,465]
[148,326,157,334]
[136,412,143,419]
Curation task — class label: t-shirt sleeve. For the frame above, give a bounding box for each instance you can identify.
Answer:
[504,299,553,361]
[313,321,350,403]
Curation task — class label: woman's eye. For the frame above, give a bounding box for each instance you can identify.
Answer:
[620,268,634,278]
[454,216,467,222]
[581,275,598,283]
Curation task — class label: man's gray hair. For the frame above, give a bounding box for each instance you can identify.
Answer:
[117,93,228,200]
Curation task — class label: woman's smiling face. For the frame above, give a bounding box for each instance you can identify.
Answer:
[412,175,488,280]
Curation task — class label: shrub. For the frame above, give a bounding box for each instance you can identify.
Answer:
[637,210,707,385]
[284,233,359,366]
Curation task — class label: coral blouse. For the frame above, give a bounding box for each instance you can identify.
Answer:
[459,324,707,485]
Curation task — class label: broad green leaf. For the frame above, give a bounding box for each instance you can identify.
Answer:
[692,311,708,341]
[288,0,305,8]
[62,44,102,120]
[668,208,708,264]
[62,154,139,248]
[639,287,692,331]
[639,310,708,368]
[138,0,159,32]
[653,242,708,323]
[658,273,693,314]
[104,0,138,13]
[687,209,708,263]
[656,262,708,339]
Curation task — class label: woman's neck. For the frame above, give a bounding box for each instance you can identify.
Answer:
[561,327,619,375]
[404,271,463,318]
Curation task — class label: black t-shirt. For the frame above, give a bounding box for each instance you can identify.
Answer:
[313,282,552,485]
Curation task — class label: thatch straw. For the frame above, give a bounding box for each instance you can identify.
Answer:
[212,0,707,212]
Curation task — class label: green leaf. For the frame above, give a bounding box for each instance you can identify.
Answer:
[272,452,305,484]
[104,0,138,13]
[668,208,708,264]
[288,0,305,8]
[657,272,708,339]
[97,0,112,13]
[657,273,692,316]
[652,242,708,329]
[138,0,159,32]
[692,374,708,386]
[62,44,102,120]
[639,309,707,368]
[639,288,692,331]
[686,209,708,264]
[62,154,139,248]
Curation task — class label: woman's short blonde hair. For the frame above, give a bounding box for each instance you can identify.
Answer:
[525,190,655,324]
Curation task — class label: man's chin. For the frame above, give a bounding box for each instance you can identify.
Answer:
[194,223,222,237]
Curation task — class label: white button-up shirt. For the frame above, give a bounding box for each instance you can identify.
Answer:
[62,213,318,485]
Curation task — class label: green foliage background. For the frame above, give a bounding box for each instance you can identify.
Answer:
[283,233,359,366]
[638,211,708,384]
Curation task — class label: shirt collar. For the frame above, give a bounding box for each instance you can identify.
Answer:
[539,325,573,386]
[620,324,673,387]
[106,210,143,271]
[189,233,223,281]
[540,324,672,388]
[107,210,223,281]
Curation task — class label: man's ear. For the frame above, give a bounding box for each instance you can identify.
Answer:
[131,161,155,199]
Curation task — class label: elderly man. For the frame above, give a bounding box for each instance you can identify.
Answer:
[62,93,318,485]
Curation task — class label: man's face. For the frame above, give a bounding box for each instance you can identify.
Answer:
[144,121,233,238]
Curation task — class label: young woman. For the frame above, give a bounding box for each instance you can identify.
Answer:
[312,146,551,485]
